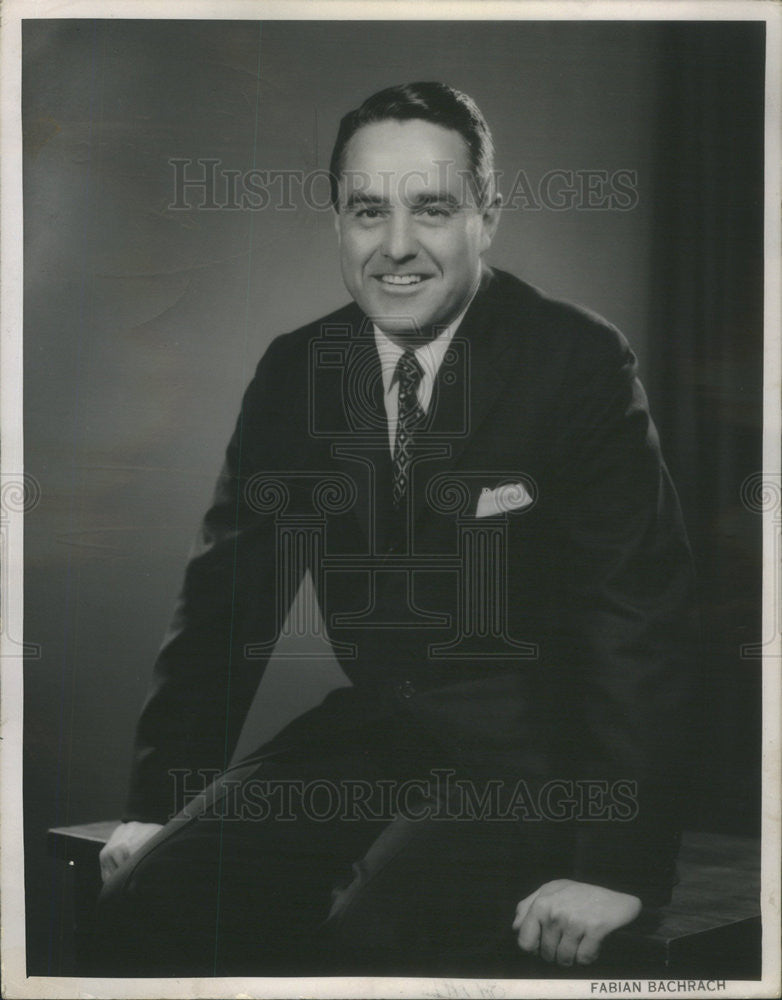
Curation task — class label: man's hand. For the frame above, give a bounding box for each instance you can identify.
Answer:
[512,879,642,967]
[99,821,163,883]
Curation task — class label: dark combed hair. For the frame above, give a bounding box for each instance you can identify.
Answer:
[328,81,495,209]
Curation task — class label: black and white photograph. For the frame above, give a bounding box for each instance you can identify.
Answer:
[1,2,780,997]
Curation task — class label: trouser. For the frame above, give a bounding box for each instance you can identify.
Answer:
[93,722,561,977]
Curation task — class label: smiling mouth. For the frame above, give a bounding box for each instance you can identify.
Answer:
[375,274,430,286]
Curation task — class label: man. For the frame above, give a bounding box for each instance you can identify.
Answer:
[96,82,697,977]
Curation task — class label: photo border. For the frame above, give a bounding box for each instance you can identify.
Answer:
[2,2,779,998]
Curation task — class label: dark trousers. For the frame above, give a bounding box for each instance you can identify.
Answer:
[94,722,557,977]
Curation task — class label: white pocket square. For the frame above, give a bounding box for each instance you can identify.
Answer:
[475,481,534,518]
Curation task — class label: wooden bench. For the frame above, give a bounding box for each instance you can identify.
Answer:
[47,823,761,978]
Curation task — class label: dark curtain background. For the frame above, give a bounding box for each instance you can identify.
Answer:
[648,22,765,833]
[21,20,765,975]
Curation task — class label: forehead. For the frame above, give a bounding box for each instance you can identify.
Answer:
[341,119,472,190]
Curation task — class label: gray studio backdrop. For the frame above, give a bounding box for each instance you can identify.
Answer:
[22,19,763,974]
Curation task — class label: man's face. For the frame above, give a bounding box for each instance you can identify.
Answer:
[334,119,500,341]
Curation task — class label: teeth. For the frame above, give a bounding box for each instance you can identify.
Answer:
[380,274,423,285]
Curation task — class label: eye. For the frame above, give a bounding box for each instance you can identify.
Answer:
[355,208,385,220]
[418,205,452,219]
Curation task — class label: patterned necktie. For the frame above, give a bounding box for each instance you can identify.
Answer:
[392,349,425,507]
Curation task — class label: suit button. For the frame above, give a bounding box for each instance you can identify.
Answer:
[398,680,416,699]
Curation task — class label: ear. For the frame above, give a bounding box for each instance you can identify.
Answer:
[479,194,502,253]
[332,206,342,245]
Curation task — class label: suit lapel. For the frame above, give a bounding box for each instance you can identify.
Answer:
[309,307,390,552]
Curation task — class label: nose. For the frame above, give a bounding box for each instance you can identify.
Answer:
[381,211,418,263]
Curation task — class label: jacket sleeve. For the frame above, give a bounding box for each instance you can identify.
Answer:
[551,326,700,907]
[124,338,306,823]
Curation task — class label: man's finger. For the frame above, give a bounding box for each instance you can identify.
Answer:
[512,889,540,930]
[516,910,542,954]
[575,931,602,966]
[539,916,562,963]
[99,845,129,883]
[99,846,113,882]
[100,854,117,883]
[555,928,582,967]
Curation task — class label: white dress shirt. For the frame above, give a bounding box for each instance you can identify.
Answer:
[373,296,475,456]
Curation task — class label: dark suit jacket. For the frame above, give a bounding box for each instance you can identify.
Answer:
[125,266,698,907]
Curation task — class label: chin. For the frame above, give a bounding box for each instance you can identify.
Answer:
[350,287,437,333]
[363,298,439,331]
[378,313,429,331]
[378,316,440,340]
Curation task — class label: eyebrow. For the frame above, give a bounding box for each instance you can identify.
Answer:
[411,192,460,208]
[344,193,389,210]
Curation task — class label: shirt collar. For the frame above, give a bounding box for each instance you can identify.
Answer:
[373,288,477,398]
